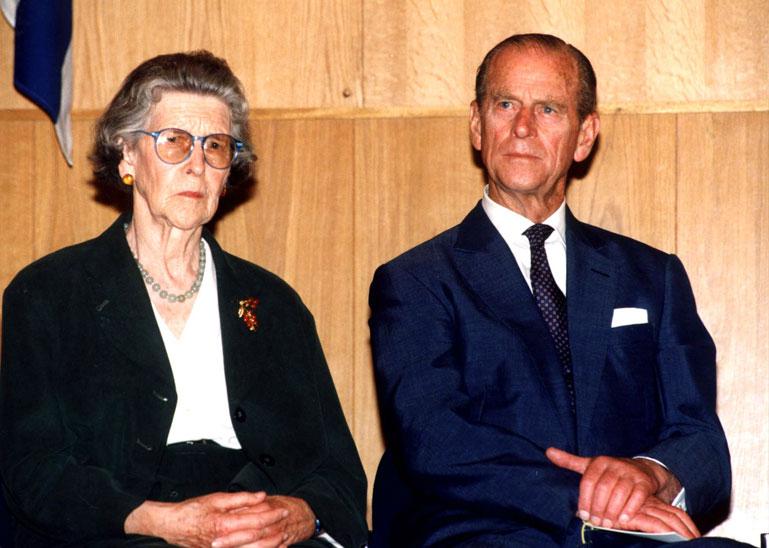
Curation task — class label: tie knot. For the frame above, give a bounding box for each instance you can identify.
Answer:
[523,224,555,248]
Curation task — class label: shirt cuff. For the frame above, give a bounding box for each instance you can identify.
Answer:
[317,532,344,548]
[633,456,687,511]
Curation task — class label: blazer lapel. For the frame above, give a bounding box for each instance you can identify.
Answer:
[206,233,269,405]
[83,215,175,389]
[565,209,616,452]
[84,219,270,413]
[452,203,576,448]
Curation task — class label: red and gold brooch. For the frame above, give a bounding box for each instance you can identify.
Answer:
[238,297,260,332]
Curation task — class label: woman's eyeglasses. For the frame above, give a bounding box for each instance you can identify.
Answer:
[134,128,244,169]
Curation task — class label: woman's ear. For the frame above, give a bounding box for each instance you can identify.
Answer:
[117,137,135,176]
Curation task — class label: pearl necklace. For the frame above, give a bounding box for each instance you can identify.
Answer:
[124,224,206,304]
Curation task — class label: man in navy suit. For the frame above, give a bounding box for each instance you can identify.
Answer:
[369,34,731,546]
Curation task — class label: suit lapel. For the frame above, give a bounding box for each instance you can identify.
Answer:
[452,203,576,448]
[83,215,175,389]
[565,209,616,452]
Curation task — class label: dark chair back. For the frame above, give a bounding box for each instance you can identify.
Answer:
[369,449,415,548]
[0,492,14,548]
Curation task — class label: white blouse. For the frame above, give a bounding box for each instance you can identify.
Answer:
[150,239,241,449]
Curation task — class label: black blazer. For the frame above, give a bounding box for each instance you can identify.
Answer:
[0,215,368,546]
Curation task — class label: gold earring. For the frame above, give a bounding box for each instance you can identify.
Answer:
[122,174,134,186]
[221,185,228,197]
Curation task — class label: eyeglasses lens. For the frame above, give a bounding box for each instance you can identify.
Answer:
[155,129,236,168]
[203,134,236,168]
[155,129,193,164]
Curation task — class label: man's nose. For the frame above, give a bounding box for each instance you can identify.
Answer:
[513,107,535,138]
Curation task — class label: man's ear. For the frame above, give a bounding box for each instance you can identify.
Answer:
[574,112,600,163]
[470,100,483,152]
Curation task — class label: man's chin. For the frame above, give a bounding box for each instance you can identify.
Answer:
[488,176,559,199]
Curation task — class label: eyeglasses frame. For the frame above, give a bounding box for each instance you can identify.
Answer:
[134,128,244,169]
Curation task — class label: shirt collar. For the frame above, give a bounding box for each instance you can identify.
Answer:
[481,184,567,247]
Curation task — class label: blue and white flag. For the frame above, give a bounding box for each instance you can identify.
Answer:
[2,0,73,165]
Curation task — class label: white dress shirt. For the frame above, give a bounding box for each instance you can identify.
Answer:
[481,185,567,294]
[150,240,241,449]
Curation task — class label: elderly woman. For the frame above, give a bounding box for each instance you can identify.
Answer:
[0,51,367,547]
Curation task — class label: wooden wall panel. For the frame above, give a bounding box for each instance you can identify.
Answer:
[214,118,357,414]
[81,1,363,109]
[362,0,769,109]
[353,116,485,508]
[0,120,35,286]
[677,112,769,543]
[32,120,117,255]
[76,0,363,109]
[0,117,116,297]
[3,2,767,111]
[0,15,28,110]
[0,1,364,111]
[566,113,677,250]
[362,0,466,106]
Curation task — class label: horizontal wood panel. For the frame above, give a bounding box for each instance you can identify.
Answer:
[0,111,766,541]
[0,0,364,110]
[2,1,768,111]
[363,0,769,108]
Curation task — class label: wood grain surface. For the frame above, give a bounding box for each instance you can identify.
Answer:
[2,1,768,111]
[676,112,769,538]
[0,2,767,542]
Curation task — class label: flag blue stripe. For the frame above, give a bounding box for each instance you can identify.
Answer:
[13,0,72,122]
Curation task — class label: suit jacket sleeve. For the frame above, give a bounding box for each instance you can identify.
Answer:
[0,274,144,541]
[369,262,580,536]
[638,254,731,517]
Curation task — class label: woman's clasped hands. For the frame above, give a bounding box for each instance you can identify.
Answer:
[125,491,317,548]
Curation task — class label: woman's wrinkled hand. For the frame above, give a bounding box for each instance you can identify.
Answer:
[211,495,316,548]
[124,491,315,548]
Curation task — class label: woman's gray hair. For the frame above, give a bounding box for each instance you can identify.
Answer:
[90,50,255,190]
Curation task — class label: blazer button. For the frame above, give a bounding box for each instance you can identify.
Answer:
[234,407,247,422]
[259,453,275,467]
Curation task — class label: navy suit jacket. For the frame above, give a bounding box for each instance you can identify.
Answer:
[369,202,730,546]
[0,215,367,546]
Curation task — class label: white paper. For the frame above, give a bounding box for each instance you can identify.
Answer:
[585,522,687,543]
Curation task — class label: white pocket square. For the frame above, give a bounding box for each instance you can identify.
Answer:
[611,307,648,328]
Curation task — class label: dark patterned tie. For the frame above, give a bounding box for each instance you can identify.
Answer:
[523,224,576,415]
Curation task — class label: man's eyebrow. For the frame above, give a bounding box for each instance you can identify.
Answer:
[537,97,568,108]
[488,90,569,105]
[490,91,514,99]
